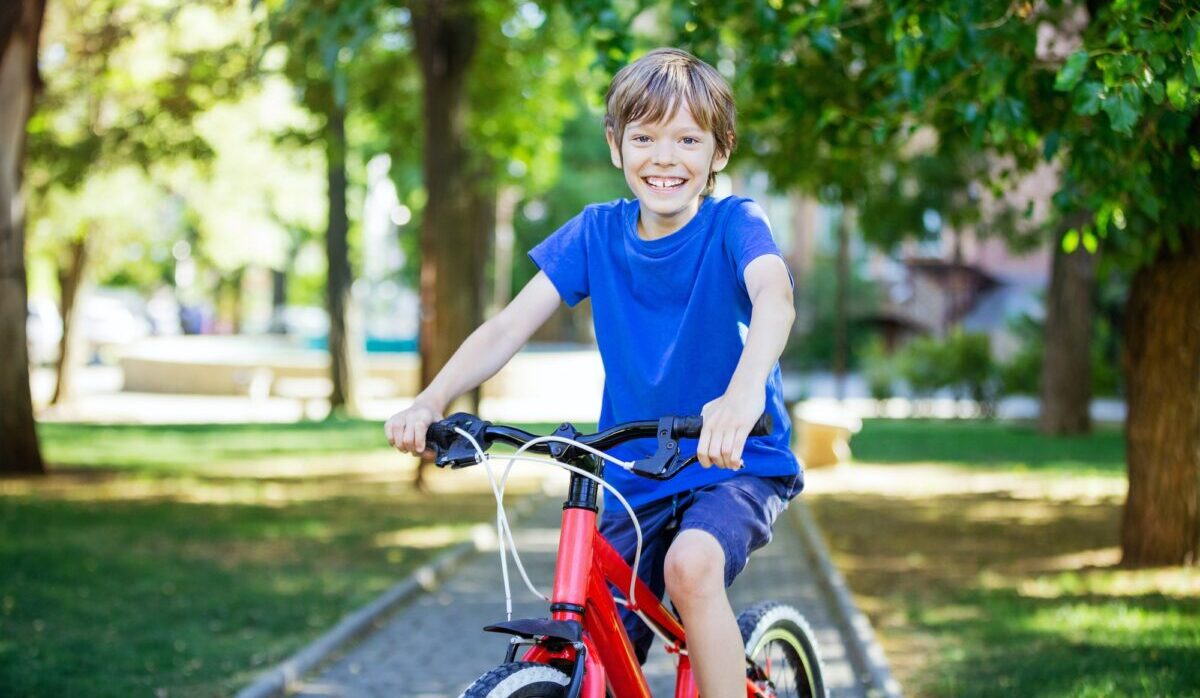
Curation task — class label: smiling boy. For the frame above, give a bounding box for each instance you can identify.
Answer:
[386,48,801,696]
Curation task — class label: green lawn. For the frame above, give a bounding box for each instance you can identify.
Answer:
[1,419,561,697]
[852,418,1126,474]
[810,418,1199,697]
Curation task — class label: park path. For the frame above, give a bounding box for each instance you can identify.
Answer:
[291,489,881,698]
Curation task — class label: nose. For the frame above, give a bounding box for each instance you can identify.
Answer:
[651,140,676,166]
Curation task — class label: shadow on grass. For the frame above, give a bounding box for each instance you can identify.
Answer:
[922,586,1200,697]
[0,484,499,697]
[808,486,1199,697]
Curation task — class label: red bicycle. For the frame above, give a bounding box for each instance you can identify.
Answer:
[424,412,825,698]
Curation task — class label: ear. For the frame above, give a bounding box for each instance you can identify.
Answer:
[711,131,733,173]
[605,128,623,170]
[711,149,730,174]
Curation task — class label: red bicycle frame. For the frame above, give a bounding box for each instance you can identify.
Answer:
[521,504,766,697]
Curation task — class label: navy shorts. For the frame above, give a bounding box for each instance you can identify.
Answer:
[597,472,804,663]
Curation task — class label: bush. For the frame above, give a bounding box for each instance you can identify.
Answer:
[898,330,1000,416]
[861,337,897,401]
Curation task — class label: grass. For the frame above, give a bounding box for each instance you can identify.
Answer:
[851,418,1126,474]
[807,419,1199,697]
[1,419,564,697]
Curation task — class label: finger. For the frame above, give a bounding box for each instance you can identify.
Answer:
[385,420,397,448]
[730,427,749,470]
[696,427,713,468]
[401,421,416,454]
[719,428,737,469]
[413,419,428,455]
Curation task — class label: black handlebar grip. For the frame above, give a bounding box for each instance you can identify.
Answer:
[672,413,773,439]
[673,416,704,439]
[425,421,458,450]
[750,413,773,436]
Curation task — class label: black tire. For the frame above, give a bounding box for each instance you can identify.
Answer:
[739,601,826,698]
[460,661,571,698]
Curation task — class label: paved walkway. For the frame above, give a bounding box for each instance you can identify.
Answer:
[293,492,874,698]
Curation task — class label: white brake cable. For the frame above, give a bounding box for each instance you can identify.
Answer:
[451,429,649,616]
[483,453,686,656]
[451,428,688,655]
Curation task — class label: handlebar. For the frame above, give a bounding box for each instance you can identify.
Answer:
[425,412,773,479]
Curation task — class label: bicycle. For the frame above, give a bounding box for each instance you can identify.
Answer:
[423,411,826,698]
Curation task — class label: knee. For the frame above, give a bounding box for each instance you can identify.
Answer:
[663,531,726,605]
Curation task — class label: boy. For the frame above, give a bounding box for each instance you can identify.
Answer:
[386,47,801,697]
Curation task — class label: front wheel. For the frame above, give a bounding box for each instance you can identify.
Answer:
[739,601,826,698]
[460,661,570,698]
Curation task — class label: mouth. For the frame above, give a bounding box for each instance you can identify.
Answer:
[642,176,688,192]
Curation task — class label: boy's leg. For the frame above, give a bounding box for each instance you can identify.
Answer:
[665,474,802,698]
[664,529,744,698]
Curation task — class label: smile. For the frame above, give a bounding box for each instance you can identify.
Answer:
[643,176,687,191]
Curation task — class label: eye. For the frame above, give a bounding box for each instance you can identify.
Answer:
[681,137,700,145]
[631,135,651,144]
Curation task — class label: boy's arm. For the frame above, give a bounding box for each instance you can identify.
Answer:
[696,254,796,469]
[386,271,562,455]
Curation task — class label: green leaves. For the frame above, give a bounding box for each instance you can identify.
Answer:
[1055,51,1089,92]
[1101,83,1143,135]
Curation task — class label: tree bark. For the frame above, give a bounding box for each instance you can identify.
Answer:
[325,99,360,415]
[413,0,481,400]
[412,0,481,488]
[1120,228,1200,566]
[1040,232,1097,434]
[0,0,46,475]
[51,236,88,406]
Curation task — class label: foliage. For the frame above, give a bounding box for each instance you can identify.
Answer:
[1000,309,1124,399]
[783,249,883,371]
[897,330,1000,413]
[25,0,258,292]
[510,105,630,296]
[861,336,897,401]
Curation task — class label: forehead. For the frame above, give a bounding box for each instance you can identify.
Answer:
[625,103,706,133]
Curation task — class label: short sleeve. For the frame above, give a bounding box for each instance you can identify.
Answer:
[725,199,793,291]
[529,209,590,307]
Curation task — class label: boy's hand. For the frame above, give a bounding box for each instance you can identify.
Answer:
[696,387,766,470]
[384,400,445,459]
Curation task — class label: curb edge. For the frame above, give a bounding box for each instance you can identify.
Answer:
[234,494,539,698]
[789,499,903,698]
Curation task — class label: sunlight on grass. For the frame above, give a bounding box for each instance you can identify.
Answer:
[1022,600,1200,645]
[373,524,479,549]
[1018,566,1200,599]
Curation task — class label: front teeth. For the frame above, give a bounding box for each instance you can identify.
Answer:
[647,177,685,189]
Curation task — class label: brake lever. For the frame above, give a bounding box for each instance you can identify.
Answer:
[429,413,493,468]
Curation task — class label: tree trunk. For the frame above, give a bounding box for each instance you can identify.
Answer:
[413,0,481,488]
[325,99,360,415]
[834,207,850,401]
[1120,229,1200,566]
[1040,232,1097,434]
[489,184,520,316]
[51,236,88,406]
[0,0,46,475]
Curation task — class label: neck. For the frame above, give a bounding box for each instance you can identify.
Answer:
[637,197,703,241]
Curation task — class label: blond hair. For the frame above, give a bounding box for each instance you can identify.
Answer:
[604,48,737,194]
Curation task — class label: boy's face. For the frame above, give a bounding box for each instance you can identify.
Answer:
[607,104,729,236]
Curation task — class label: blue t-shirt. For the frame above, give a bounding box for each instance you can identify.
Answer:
[529,195,800,508]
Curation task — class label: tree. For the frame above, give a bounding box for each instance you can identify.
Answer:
[25,0,253,403]
[0,0,47,475]
[878,0,1200,566]
[264,0,377,415]
[591,0,1200,564]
